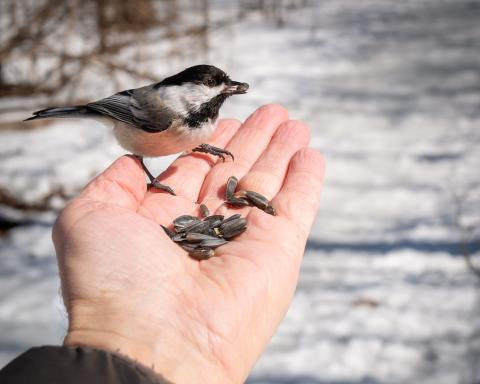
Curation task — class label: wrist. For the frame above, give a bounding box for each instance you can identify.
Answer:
[64,303,237,384]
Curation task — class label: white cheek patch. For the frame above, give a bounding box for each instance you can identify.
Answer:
[158,83,224,117]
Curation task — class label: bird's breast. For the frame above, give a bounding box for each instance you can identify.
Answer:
[112,120,218,157]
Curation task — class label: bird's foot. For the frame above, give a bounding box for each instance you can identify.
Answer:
[148,179,176,195]
[192,144,234,162]
[134,154,176,195]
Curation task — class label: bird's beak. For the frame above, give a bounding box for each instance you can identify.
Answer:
[224,81,249,95]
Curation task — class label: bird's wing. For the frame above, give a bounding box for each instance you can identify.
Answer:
[87,89,174,133]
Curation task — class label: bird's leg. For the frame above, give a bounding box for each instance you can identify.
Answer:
[134,155,176,195]
[192,143,234,162]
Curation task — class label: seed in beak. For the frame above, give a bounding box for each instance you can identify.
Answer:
[225,81,249,95]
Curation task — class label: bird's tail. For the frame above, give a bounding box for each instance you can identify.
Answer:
[24,105,98,121]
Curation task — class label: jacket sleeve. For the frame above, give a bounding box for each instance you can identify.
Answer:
[0,346,172,384]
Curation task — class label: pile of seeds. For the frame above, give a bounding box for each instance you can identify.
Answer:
[161,176,276,261]
[162,206,247,260]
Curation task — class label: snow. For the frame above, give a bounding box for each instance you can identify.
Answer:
[1,0,480,382]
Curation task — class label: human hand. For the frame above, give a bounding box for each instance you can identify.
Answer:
[53,104,325,383]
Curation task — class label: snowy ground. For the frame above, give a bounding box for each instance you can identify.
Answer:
[1,1,480,383]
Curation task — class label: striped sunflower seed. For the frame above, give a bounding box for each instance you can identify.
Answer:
[173,215,199,230]
[226,196,250,207]
[200,238,228,248]
[185,232,220,242]
[160,225,176,239]
[189,247,215,260]
[226,176,239,200]
[222,214,242,223]
[220,217,247,239]
[182,220,211,235]
[199,203,210,218]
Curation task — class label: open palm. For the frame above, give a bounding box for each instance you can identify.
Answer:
[53,105,325,383]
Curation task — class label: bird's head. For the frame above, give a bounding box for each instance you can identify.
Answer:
[155,65,248,127]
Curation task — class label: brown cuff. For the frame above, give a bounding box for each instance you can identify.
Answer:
[0,346,172,384]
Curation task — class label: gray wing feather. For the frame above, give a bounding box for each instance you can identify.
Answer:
[87,88,173,133]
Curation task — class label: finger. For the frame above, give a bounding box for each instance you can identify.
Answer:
[152,119,242,201]
[238,120,310,199]
[199,104,289,207]
[80,155,147,210]
[272,148,325,238]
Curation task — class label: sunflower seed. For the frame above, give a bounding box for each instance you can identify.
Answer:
[244,190,269,210]
[210,219,224,229]
[233,190,247,198]
[173,215,199,230]
[182,220,211,235]
[160,225,176,239]
[226,176,238,200]
[203,214,224,227]
[226,196,250,207]
[172,233,186,242]
[189,247,215,260]
[219,217,247,231]
[220,217,247,239]
[264,205,277,216]
[223,225,247,240]
[222,214,241,223]
[243,190,277,215]
[199,203,210,218]
[179,243,198,252]
[200,238,228,248]
[185,232,220,242]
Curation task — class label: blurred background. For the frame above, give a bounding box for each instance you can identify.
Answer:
[1,0,480,382]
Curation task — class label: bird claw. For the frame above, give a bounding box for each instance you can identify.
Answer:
[192,144,234,162]
[136,155,176,195]
[149,179,176,195]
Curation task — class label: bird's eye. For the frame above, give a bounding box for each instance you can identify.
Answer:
[205,78,216,87]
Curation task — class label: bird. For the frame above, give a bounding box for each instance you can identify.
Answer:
[25,64,249,195]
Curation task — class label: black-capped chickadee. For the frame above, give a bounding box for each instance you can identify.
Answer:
[25,65,249,195]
